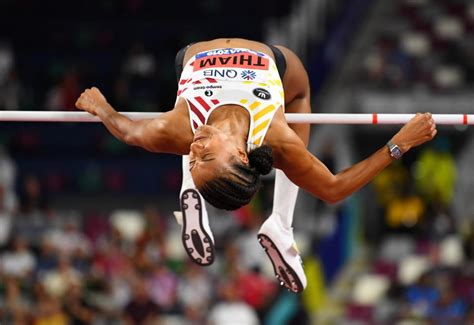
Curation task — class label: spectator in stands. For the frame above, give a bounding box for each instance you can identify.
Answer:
[47,218,92,258]
[177,262,213,319]
[373,162,409,208]
[405,273,439,318]
[426,204,455,241]
[0,41,13,86]
[414,137,457,209]
[236,212,269,272]
[35,237,58,277]
[0,69,21,111]
[428,283,467,321]
[465,229,474,261]
[18,174,49,216]
[63,283,98,325]
[385,184,425,230]
[0,146,17,246]
[146,262,180,313]
[41,255,83,299]
[45,69,82,111]
[122,42,156,79]
[130,207,166,272]
[15,175,56,247]
[0,278,31,324]
[208,281,260,325]
[112,77,131,112]
[0,41,21,110]
[0,186,13,247]
[454,134,474,219]
[235,266,277,314]
[92,238,131,279]
[122,278,160,325]
[33,282,68,325]
[1,237,36,279]
[121,42,157,111]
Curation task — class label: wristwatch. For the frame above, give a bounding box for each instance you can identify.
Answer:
[387,140,403,159]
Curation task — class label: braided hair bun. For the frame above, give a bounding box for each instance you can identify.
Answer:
[198,145,273,210]
[248,145,273,175]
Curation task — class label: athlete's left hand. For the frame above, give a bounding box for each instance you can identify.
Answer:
[75,87,108,116]
[391,112,437,153]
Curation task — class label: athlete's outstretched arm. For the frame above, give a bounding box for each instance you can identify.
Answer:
[274,113,437,204]
[75,87,175,153]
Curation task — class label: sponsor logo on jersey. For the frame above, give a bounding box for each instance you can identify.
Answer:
[253,88,271,100]
[241,70,256,80]
[203,69,238,79]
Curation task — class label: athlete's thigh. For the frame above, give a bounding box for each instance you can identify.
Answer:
[278,45,311,146]
[285,99,310,147]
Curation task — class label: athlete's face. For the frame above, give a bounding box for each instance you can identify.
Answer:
[189,125,248,187]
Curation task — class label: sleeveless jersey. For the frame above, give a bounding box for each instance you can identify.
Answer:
[176,48,285,150]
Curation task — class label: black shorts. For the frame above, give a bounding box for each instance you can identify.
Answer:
[174,43,287,82]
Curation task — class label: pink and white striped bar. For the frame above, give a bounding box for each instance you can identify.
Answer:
[0,111,472,125]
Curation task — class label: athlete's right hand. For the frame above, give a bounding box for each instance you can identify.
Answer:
[75,87,108,116]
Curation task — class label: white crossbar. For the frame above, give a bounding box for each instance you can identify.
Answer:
[0,111,472,125]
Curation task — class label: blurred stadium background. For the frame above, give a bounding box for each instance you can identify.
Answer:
[0,0,474,324]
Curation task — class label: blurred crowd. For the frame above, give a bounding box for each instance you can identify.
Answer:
[362,0,474,92]
[341,1,474,319]
[337,136,474,324]
[0,38,164,113]
[0,0,292,114]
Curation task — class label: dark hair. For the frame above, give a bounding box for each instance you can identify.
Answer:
[198,145,273,210]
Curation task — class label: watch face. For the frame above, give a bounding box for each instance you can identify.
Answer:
[392,147,402,159]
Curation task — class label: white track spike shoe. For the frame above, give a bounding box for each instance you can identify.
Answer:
[179,189,215,266]
[257,216,307,293]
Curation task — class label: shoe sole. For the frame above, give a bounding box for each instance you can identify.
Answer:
[180,189,215,266]
[258,234,304,293]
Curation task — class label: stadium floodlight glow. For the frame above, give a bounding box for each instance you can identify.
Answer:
[0,111,472,125]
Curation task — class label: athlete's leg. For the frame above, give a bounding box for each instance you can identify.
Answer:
[266,42,311,232]
[259,45,311,292]
[258,119,308,292]
[177,155,215,266]
[174,44,215,266]
[258,117,309,292]
[268,111,309,228]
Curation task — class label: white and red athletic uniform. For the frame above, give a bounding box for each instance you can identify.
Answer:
[176,48,284,150]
